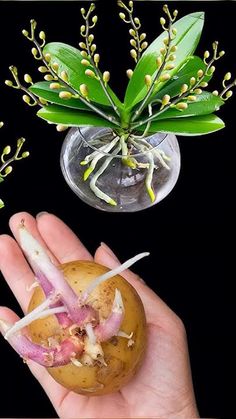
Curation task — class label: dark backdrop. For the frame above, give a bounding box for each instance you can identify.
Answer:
[0,1,234,417]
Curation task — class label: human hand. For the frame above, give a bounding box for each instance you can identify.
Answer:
[0,212,199,418]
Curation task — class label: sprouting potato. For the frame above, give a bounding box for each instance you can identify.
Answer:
[27,261,147,395]
[0,223,148,396]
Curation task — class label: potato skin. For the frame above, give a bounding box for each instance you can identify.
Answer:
[28,261,147,395]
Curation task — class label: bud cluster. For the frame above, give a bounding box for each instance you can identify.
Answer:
[118,0,147,65]
[0,134,29,183]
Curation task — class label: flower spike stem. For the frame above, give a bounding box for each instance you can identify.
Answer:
[80,3,120,117]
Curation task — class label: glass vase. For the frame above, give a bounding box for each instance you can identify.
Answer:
[60,127,181,212]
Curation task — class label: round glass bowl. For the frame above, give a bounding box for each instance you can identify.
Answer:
[60,127,181,212]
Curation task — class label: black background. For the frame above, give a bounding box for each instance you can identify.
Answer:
[0,1,234,417]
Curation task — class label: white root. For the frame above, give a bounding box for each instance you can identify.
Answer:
[83,252,149,300]
[26,280,39,292]
[117,331,135,347]
[113,289,124,313]
[70,357,83,367]
[85,323,97,345]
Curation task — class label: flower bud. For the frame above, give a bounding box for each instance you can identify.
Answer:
[103,71,110,83]
[141,41,148,50]
[129,29,135,37]
[5,80,13,87]
[50,82,61,89]
[39,31,46,40]
[88,34,94,43]
[156,56,162,67]
[219,50,225,57]
[130,49,137,59]
[52,62,59,71]
[119,12,126,20]
[21,151,30,158]
[140,33,146,41]
[168,54,176,61]
[44,75,54,81]
[134,17,140,25]
[163,37,169,46]
[200,81,208,88]
[22,94,31,104]
[190,77,196,86]
[172,28,177,36]
[129,1,133,7]
[91,44,97,53]
[81,51,88,58]
[92,16,98,24]
[160,17,166,26]
[226,90,233,99]
[44,53,51,63]
[59,91,72,100]
[80,25,86,33]
[56,125,68,132]
[144,75,152,88]
[164,63,175,70]
[212,90,219,96]
[79,83,89,98]
[160,73,171,82]
[81,59,90,66]
[162,94,170,106]
[194,88,202,95]
[130,39,136,47]
[176,102,188,110]
[180,84,188,94]
[224,72,231,81]
[187,95,197,102]
[160,47,166,55]
[85,69,96,78]
[80,8,85,15]
[126,69,133,79]
[170,45,177,53]
[209,66,215,74]
[204,50,210,59]
[173,10,178,17]
[79,42,86,49]
[94,54,100,64]
[24,74,32,84]
[197,69,204,78]
[60,70,68,82]
[31,47,38,57]
[4,166,12,176]
[3,145,11,155]
[38,66,48,73]
[22,29,29,37]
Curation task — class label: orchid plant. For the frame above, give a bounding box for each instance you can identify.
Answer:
[0,122,29,209]
[5,2,235,206]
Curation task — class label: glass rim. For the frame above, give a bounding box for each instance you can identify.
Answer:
[69,127,170,158]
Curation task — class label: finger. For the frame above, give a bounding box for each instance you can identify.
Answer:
[94,242,178,325]
[0,306,69,411]
[0,235,35,313]
[9,212,58,265]
[36,212,93,263]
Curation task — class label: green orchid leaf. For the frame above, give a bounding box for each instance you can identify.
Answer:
[152,56,211,102]
[30,81,114,116]
[37,104,117,128]
[124,11,205,110]
[150,92,224,120]
[0,198,4,209]
[139,114,225,136]
[43,42,122,109]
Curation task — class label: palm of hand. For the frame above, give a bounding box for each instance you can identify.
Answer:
[0,212,198,418]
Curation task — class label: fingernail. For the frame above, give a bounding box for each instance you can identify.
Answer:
[100,242,119,262]
[36,211,48,219]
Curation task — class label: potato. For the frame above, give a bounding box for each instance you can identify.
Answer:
[27,260,147,395]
